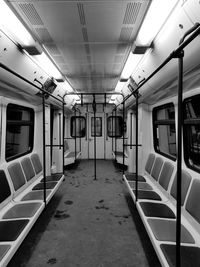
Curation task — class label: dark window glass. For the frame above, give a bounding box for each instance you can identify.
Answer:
[71,116,86,138]
[107,116,123,137]
[153,103,176,160]
[183,95,200,172]
[91,117,102,137]
[6,104,34,161]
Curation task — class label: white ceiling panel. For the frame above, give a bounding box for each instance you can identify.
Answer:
[8,0,151,99]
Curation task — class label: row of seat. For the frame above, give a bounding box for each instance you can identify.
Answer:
[64,140,81,165]
[123,153,200,267]
[0,153,64,267]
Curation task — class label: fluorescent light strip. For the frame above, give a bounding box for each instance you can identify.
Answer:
[136,0,180,46]
[121,53,143,80]
[0,1,34,46]
[34,53,62,79]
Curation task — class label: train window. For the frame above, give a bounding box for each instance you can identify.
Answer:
[183,95,200,172]
[71,116,86,138]
[107,116,123,137]
[91,117,102,137]
[153,103,176,160]
[6,104,34,161]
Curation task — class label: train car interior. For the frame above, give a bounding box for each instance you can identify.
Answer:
[0,0,200,266]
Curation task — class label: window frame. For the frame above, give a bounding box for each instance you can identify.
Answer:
[107,116,123,138]
[91,117,102,137]
[153,103,176,161]
[70,116,86,138]
[6,103,34,162]
[183,94,200,173]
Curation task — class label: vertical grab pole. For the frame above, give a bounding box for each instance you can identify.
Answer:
[112,111,114,154]
[115,109,117,156]
[135,92,139,202]
[75,108,77,161]
[130,113,133,149]
[62,103,65,174]
[42,93,46,207]
[176,49,184,267]
[122,101,125,174]
[79,111,81,152]
[93,95,97,180]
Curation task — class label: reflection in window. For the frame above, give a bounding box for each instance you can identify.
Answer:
[6,104,34,161]
[184,95,200,172]
[153,103,176,160]
[107,116,123,137]
[71,116,86,138]
[91,117,102,137]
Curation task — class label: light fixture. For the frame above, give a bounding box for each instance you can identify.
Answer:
[34,53,63,80]
[115,80,127,92]
[121,52,143,80]
[136,0,180,46]
[0,1,35,46]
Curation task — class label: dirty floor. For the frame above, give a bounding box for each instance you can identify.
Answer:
[8,160,161,267]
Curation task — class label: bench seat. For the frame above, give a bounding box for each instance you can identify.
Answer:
[132,190,162,201]
[148,219,195,243]
[125,173,146,182]
[160,244,200,267]
[123,152,200,266]
[0,152,65,266]
[21,190,51,201]
[139,202,175,218]
[2,202,42,219]
[0,220,29,242]
[0,245,10,262]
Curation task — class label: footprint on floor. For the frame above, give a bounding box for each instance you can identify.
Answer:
[54,210,70,220]
[95,205,109,210]
[47,258,57,264]
[65,200,73,205]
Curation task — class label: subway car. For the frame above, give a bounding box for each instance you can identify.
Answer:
[0,0,200,266]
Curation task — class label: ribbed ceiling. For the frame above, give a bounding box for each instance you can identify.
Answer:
[7,0,151,100]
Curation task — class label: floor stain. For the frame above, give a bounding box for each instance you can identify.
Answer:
[95,205,109,210]
[65,200,73,205]
[54,210,70,220]
[47,258,57,264]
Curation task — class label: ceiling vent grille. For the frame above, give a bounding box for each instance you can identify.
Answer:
[123,2,142,24]
[77,3,86,25]
[52,55,66,64]
[116,44,128,55]
[85,44,90,55]
[82,27,89,42]
[119,27,133,41]
[19,3,44,26]
[114,55,124,63]
[45,44,61,56]
[35,28,53,42]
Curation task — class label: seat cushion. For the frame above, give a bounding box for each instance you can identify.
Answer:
[148,219,194,243]
[32,182,57,190]
[125,173,146,182]
[0,245,11,261]
[0,220,29,241]
[3,203,42,219]
[0,170,11,203]
[151,157,164,181]
[132,190,161,201]
[21,190,51,201]
[8,162,26,191]
[129,181,152,190]
[40,173,63,182]
[139,202,175,218]
[21,157,35,181]
[161,244,200,267]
